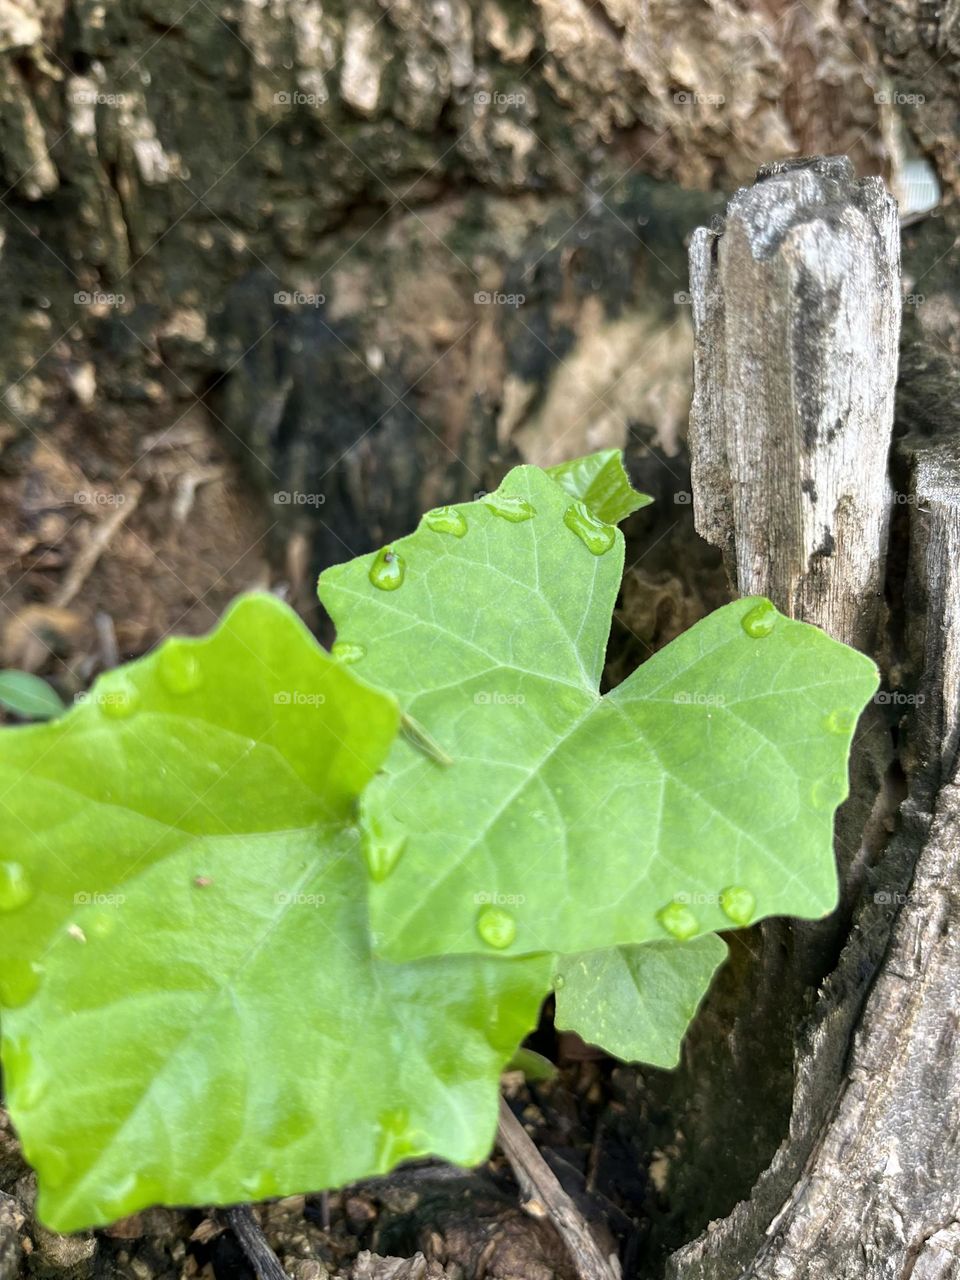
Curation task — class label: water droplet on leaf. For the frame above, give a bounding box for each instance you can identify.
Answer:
[720,885,756,926]
[563,501,616,555]
[101,681,140,719]
[824,708,858,735]
[483,493,536,523]
[424,506,468,537]
[362,824,407,883]
[476,905,517,949]
[657,900,699,940]
[369,546,406,591]
[332,641,366,664]
[554,974,565,990]
[0,862,33,911]
[740,600,777,639]
[158,646,203,695]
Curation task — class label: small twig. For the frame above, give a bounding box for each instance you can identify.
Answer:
[54,481,143,610]
[225,1205,292,1280]
[496,1098,621,1280]
[400,712,453,766]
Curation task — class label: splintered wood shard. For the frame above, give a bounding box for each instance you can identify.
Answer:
[689,154,900,652]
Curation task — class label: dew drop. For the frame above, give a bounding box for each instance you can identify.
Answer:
[331,640,366,664]
[0,862,33,912]
[424,506,468,537]
[563,501,616,555]
[100,681,140,720]
[0,960,42,1009]
[554,974,566,990]
[158,646,203,695]
[362,825,407,883]
[369,546,406,591]
[824,708,858,735]
[719,885,756,927]
[483,492,536,523]
[811,774,848,810]
[656,900,699,940]
[740,599,777,639]
[476,905,517,949]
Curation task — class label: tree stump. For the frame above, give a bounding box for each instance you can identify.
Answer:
[668,157,960,1279]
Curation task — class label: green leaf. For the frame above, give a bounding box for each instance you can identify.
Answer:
[319,465,879,963]
[553,936,727,1068]
[0,594,550,1232]
[0,670,66,721]
[545,449,652,524]
[505,1047,557,1081]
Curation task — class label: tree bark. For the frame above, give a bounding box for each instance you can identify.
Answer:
[667,158,960,1280]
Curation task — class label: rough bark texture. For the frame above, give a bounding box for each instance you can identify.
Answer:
[1,2,959,1277]
[862,0,960,203]
[666,159,960,1280]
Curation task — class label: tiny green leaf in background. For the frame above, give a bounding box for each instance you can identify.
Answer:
[319,464,879,963]
[553,936,728,1068]
[0,594,550,1232]
[0,670,66,721]
[545,448,653,525]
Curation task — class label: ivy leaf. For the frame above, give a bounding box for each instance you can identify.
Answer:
[545,449,652,524]
[553,936,727,1068]
[319,465,879,963]
[0,594,549,1232]
[0,670,66,721]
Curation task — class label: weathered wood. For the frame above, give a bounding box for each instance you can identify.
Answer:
[670,160,960,1280]
[906,442,960,793]
[225,1206,293,1280]
[0,1192,23,1280]
[689,155,900,652]
[670,778,960,1279]
[496,1099,620,1280]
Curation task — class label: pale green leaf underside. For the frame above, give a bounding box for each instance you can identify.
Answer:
[319,466,880,963]
[0,595,549,1232]
[0,670,66,720]
[545,449,652,525]
[554,936,727,1068]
